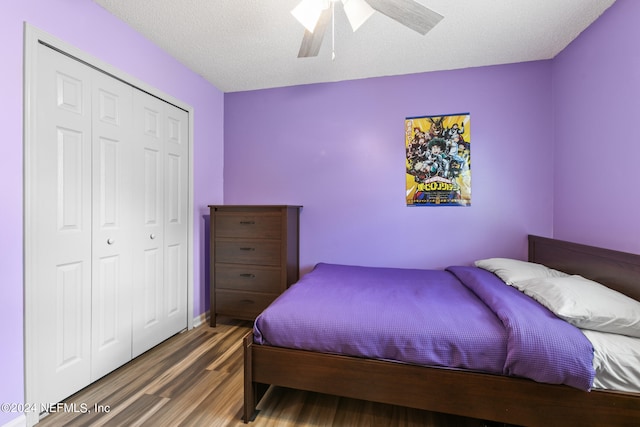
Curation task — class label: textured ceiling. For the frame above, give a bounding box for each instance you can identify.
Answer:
[92,0,615,93]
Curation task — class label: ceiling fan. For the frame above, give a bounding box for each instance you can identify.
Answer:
[291,0,443,58]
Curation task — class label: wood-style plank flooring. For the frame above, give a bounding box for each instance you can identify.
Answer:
[38,318,507,426]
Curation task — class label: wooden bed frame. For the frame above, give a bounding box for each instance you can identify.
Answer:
[243,235,640,426]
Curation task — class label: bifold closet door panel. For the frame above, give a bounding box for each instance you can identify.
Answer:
[90,71,135,381]
[33,43,94,405]
[132,91,165,357]
[132,92,188,357]
[162,103,189,339]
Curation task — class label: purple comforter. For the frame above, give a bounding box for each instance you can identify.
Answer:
[254,263,595,390]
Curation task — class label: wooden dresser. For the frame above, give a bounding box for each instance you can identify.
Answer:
[209,205,302,326]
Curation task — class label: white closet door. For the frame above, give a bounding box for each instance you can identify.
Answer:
[163,103,189,338]
[33,43,93,405]
[132,92,165,356]
[90,73,134,380]
[29,37,190,409]
[132,92,188,357]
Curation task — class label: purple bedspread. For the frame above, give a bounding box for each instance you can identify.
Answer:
[254,263,595,390]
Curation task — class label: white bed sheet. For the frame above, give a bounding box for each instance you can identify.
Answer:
[582,329,640,393]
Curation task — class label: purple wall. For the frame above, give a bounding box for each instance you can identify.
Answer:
[224,61,555,273]
[1,1,224,424]
[552,0,640,254]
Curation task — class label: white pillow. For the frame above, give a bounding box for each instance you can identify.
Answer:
[474,257,568,285]
[513,275,640,338]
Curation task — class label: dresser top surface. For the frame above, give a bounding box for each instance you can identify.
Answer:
[209,205,302,209]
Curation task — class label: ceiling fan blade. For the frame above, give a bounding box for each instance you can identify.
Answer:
[365,0,443,35]
[298,7,332,58]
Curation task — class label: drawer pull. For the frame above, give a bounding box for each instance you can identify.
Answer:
[240,247,256,251]
[239,273,256,278]
[240,299,254,305]
[239,221,255,225]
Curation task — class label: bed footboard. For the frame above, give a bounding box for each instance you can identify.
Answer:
[244,338,640,426]
[242,332,254,423]
[243,332,269,423]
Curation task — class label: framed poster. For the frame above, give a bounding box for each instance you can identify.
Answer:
[405,113,471,206]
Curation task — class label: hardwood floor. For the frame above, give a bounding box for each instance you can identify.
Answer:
[38,318,507,427]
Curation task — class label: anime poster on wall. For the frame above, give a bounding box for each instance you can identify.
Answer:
[405,113,471,206]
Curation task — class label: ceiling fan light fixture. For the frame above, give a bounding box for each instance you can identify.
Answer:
[292,0,331,33]
[342,0,375,32]
[294,0,443,58]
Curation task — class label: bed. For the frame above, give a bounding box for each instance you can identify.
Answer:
[243,235,640,426]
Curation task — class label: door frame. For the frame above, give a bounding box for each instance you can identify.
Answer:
[23,23,195,427]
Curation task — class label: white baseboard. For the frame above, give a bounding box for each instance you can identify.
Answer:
[192,311,210,328]
[1,414,26,427]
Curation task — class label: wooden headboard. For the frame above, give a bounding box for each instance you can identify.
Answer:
[528,235,640,301]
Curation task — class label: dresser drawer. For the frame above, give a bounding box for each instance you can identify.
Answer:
[214,212,281,239]
[215,265,282,292]
[215,238,281,266]
[215,290,278,320]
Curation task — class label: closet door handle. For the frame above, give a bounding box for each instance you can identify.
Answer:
[150,233,156,240]
[107,238,115,245]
